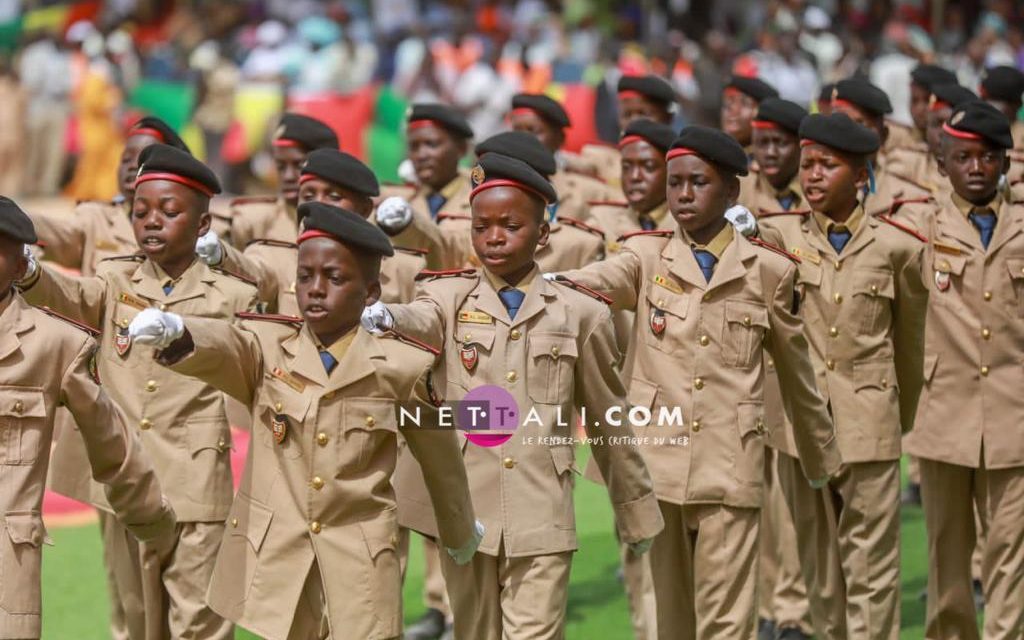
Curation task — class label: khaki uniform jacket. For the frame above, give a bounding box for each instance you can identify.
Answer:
[905,195,1024,469]
[885,148,952,201]
[0,294,174,639]
[381,171,475,270]
[865,166,933,218]
[560,232,841,508]
[160,318,475,640]
[580,143,622,187]
[587,201,674,255]
[228,196,297,250]
[759,211,929,464]
[550,168,616,221]
[389,270,663,556]
[20,257,258,522]
[881,121,924,161]
[29,199,135,276]
[739,171,807,217]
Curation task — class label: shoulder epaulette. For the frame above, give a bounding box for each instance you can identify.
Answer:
[747,237,802,264]
[587,200,628,208]
[617,229,674,243]
[245,238,297,250]
[212,266,258,287]
[548,275,613,305]
[557,216,605,239]
[230,195,276,206]
[210,211,233,222]
[414,268,477,282]
[35,306,101,337]
[393,246,429,257]
[757,208,810,218]
[437,212,471,222]
[380,181,417,189]
[100,253,145,263]
[76,198,119,206]
[886,196,933,217]
[381,329,441,356]
[235,311,303,326]
[877,215,927,242]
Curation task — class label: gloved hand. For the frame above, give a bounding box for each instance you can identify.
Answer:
[725,204,758,238]
[360,301,394,336]
[22,244,38,280]
[129,308,185,348]
[447,520,485,566]
[541,272,558,282]
[195,230,223,266]
[628,537,655,556]
[375,197,414,235]
[397,159,418,185]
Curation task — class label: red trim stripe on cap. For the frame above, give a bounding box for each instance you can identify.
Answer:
[272,138,302,148]
[799,139,819,147]
[941,122,982,140]
[929,99,951,112]
[618,90,643,99]
[135,172,214,197]
[618,135,646,149]
[470,179,549,204]
[296,229,335,245]
[408,120,442,131]
[511,107,539,118]
[723,87,744,97]
[298,174,320,185]
[666,147,698,161]
[751,120,779,129]
[130,127,166,142]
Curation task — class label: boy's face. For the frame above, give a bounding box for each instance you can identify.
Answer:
[941,134,1008,205]
[721,92,758,146]
[470,187,549,281]
[131,180,210,272]
[408,126,465,191]
[510,110,564,153]
[620,140,667,214]
[752,127,800,191]
[667,154,738,235]
[272,145,308,208]
[799,144,867,217]
[296,238,380,343]
[0,235,27,296]
[298,177,373,218]
[926,106,953,158]
[618,95,671,130]
[118,134,161,199]
[910,83,931,132]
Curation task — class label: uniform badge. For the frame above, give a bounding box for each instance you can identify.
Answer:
[649,308,666,336]
[935,270,951,292]
[470,164,485,186]
[950,110,965,126]
[460,343,479,372]
[271,414,288,444]
[457,311,493,325]
[114,326,132,357]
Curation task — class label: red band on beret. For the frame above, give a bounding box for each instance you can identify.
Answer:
[941,122,982,140]
[618,135,647,149]
[134,172,214,197]
[470,179,549,204]
[272,138,302,148]
[298,174,321,185]
[130,127,166,142]
[799,139,819,147]
[832,98,859,111]
[666,147,698,161]
[618,90,643,100]
[929,99,951,112]
[723,87,744,97]
[511,107,539,118]
[751,120,779,130]
[979,86,990,99]
[408,120,442,131]
[296,229,335,245]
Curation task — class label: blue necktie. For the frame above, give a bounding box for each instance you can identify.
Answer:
[828,226,852,254]
[426,193,446,219]
[969,209,996,249]
[692,249,717,283]
[639,216,656,231]
[162,282,174,295]
[498,288,526,319]
[318,350,338,374]
[777,194,796,211]
[546,202,559,222]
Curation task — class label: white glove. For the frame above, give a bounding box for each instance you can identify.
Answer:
[447,520,485,566]
[397,158,418,185]
[375,197,414,234]
[725,204,758,238]
[541,272,558,282]
[129,308,185,348]
[360,301,394,336]
[628,537,655,556]
[195,230,223,266]
[22,244,38,279]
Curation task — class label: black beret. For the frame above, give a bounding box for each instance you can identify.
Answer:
[511,93,571,128]
[298,202,395,257]
[469,153,557,205]
[128,117,190,153]
[981,66,1024,104]
[944,100,1013,149]
[408,103,474,139]
[620,118,677,153]
[799,112,880,155]
[930,83,978,110]
[300,149,380,196]
[818,83,835,104]
[475,132,556,177]
[0,197,37,244]
[617,75,676,105]
[725,76,780,103]
[753,98,808,135]
[911,64,958,90]
[833,78,893,116]
[136,144,221,196]
[273,113,339,151]
[668,126,749,176]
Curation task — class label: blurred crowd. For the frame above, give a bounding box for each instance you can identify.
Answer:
[0,0,1022,200]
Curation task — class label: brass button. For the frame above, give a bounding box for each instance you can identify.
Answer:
[755,420,765,435]
[766,358,775,368]
[550,346,560,357]
[510,329,521,340]
[981,366,990,377]
[694,377,704,390]
[145,380,157,392]
[159,303,168,311]
[691,420,701,432]
[834,260,842,271]
[364,415,376,427]
[311,476,324,490]
[503,457,515,469]
[464,333,472,342]
[657,299,665,307]
[390,534,399,547]
[829,326,839,338]
[231,518,238,528]
[323,391,335,400]
[274,402,283,413]
[983,291,993,301]
[703,292,712,302]
[742,315,751,327]
[982,328,991,340]
[833,293,843,304]
[826,359,836,370]
[699,335,709,347]
[506,371,518,383]
[870,284,878,295]
[310,521,322,534]
[940,260,951,272]
[316,432,329,446]
[139,418,153,430]
[12,400,23,414]
[216,438,227,452]
[880,378,889,387]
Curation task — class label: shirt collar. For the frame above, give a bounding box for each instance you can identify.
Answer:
[681,222,734,259]
[483,263,538,295]
[641,201,670,225]
[951,190,1002,219]
[439,169,468,201]
[813,204,864,235]
[315,325,359,365]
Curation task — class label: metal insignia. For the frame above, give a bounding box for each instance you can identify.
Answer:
[470,164,485,186]
[934,270,951,292]
[950,110,965,126]
[114,326,132,357]
[271,414,288,444]
[649,308,666,336]
[274,124,286,139]
[460,344,479,372]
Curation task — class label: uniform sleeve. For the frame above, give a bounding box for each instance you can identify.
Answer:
[62,337,176,542]
[557,246,643,312]
[892,244,928,433]
[227,207,256,250]
[766,264,842,481]
[221,243,280,310]
[19,264,108,329]
[575,306,664,543]
[387,291,448,350]
[28,208,86,269]
[158,316,264,406]
[386,208,451,271]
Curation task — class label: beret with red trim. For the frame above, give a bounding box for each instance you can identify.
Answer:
[273,113,339,151]
[129,116,190,153]
[617,75,676,105]
[300,148,380,196]
[980,66,1024,104]
[943,101,1013,149]
[833,78,893,116]
[408,103,474,139]
[668,126,748,176]
[754,98,807,135]
[0,196,37,243]
[620,118,676,153]
[298,202,394,257]
[470,153,557,204]
[799,113,880,155]
[511,93,571,128]
[475,131,557,177]
[911,65,957,90]
[930,83,978,110]
[136,144,221,196]
[724,76,779,103]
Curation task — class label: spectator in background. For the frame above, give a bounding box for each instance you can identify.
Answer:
[871,22,931,129]
[191,39,239,183]
[18,31,72,196]
[241,19,291,82]
[451,37,519,140]
[799,6,843,80]
[293,15,378,95]
[0,56,26,196]
[752,13,819,106]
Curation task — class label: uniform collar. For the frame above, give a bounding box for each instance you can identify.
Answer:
[951,190,1002,219]
[132,257,214,303]
[314,325,359,368]
[813,204,864,235]
[681,222,734,259]
[0,293,34,362]
[438,169,469,201]
[758,171,803,206]
[482,264,538,295]
[640,201,671,227]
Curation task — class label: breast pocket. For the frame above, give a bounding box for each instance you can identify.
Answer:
[107,301,145,364]
[0,387,47,466]
[212,493,273,607]
[256,384,310,460]
[851,269,895,334]
[527,333,578,405]
[733,402,766,486]
[452,323,496,387]
[184,417,233,503]
[337,398,398,478]
[641,284,690,353]
[1,511,48,615]
[1005,258,1024,317]
[721,301,769,369]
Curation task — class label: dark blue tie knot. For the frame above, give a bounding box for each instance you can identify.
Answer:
[639,216,656,231]
[162,281,175,296]
[692,249,717,283]
[969,209,997,249]
[318,350,338,374]
[498,288,526,319]
[426,193,447,219]
[777,193,796,211]
[828,226,852,254]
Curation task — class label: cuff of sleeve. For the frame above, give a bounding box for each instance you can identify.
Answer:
[434,509,475,550]
[613,492,664,544]
[801,435,842,482]
[123,499,177,542]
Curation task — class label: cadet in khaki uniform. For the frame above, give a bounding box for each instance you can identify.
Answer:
[228,113,339,250]
[365,153,664,640]
[980,66,1024,188]
[758,114,929,640]
[900,102,1024,640]
[129,203,481,640]
[740,97,815,640]
[557,127,841,639]
[720,76,780,159]
[0,202,176,640]
[19,145,257,640]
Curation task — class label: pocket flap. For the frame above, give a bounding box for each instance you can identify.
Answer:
[644,286,688,319]
[186,418,231,456]
[852,269,895,298]
[359,516,399,559]
[934,254,968,276]
[227,494,273,554]
[550,444,578,476]
[0,387,46,418]
[5,512,45,547]
[1006,258,1024,281]
[628,378,658,410]
[852,359,898,391]
[258,385,310,422]
[455,324,496,350]
[528,333,579,361]
[343,398,398,432]
[724,301,769,328]
[923,352,939,382]
[736,402,766,438]
[796,261,822,286]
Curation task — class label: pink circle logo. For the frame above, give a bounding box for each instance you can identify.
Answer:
[458,385,519,448]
